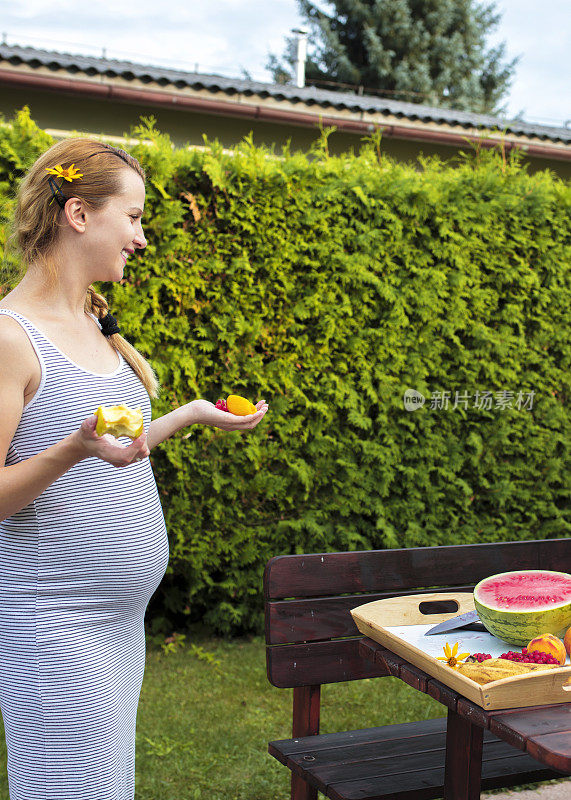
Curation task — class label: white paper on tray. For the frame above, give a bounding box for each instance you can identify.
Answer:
[385,624,516,660]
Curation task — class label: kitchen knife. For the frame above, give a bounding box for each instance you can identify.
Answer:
[424,610,485,635]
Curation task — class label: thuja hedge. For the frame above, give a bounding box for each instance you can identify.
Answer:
[1,109,569,635]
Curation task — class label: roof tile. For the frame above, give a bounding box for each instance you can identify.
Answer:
[1,43,569,144]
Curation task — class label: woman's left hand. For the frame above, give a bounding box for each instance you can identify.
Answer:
[190,399,269,431]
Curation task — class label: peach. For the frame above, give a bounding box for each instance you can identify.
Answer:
[527,633,567,666]
[564,627,571,658]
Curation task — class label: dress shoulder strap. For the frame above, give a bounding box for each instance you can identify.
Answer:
[0,309,48,408]
[0,308,53,349]
[0,308,45,342]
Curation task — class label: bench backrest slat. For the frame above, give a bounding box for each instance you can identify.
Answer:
[264,540,571,600]
[265,539,570,688]
[266,585,477,644]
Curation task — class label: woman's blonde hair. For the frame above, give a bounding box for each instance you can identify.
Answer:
[10,137,159,398]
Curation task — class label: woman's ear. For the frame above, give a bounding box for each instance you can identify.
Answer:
[64,197,87,233]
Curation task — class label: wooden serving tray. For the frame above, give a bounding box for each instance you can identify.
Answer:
[351,592,571,710]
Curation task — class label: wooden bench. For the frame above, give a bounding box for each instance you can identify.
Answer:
[264,538,570,800]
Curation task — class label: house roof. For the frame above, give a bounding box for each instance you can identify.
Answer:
[1,43,570,148]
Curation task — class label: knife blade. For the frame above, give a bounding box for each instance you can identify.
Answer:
[424,610,485,636]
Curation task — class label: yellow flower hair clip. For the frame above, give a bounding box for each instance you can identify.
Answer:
[437,642,470,669]
[45,163,83,182]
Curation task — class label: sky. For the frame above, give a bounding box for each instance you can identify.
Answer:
[1,0,569,128]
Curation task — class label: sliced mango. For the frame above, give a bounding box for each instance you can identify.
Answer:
[94,403,144,440]
[226,394,257,416]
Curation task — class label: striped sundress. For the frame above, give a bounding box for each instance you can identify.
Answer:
[0,309,170,800]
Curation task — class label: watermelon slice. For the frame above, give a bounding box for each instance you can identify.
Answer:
[473,570,571,647]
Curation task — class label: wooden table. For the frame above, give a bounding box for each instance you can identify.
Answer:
[360,636,571,800]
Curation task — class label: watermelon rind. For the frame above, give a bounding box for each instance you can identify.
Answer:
[473,570,571,647]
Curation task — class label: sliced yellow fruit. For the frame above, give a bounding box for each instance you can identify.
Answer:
[94,403,144,440]
[226,394,257,416]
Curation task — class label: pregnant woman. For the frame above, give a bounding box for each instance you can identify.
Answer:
[0,138,268,799]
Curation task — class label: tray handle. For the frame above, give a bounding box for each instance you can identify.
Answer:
[351,592,475,627]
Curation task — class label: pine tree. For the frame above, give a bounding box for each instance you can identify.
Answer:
[267,0,518,115]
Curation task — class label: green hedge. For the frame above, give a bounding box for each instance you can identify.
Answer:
[1,109,569,635]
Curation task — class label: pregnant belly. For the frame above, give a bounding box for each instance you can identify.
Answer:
[42,506,169,605]
[1,461,169,609]
[2,505,168,615]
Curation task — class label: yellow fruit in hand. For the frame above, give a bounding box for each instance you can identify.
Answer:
[94,403,144,440]
[226,394,257,416]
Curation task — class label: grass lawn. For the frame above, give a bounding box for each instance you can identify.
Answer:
[0,635,567,799]
[133,636,449,800]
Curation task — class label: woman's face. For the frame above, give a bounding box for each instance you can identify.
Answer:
[82,168,147,283]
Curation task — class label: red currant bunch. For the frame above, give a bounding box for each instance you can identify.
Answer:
[471,652,492,662]
[499,649,559,664]
[215,398,228,412]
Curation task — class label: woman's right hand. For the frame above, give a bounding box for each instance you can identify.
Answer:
[74,414,150,467]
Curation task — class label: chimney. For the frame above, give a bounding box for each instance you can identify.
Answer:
[291,28,308,88]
